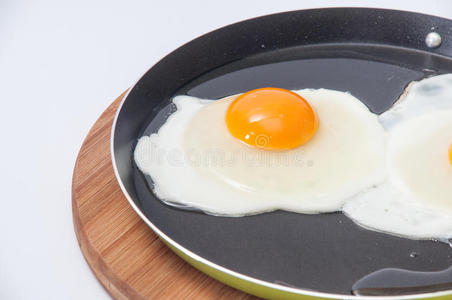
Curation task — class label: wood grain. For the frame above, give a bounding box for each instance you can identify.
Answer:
[72,92,258,300]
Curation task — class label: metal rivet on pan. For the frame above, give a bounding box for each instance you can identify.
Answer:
[425,32,442,48]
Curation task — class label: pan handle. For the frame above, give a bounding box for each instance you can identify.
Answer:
[352,266,452,296]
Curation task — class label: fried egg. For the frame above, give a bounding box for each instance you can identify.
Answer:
[343,74,452,241]
[135,88,386,216]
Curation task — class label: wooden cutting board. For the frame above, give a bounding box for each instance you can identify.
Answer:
[71,92,258,300]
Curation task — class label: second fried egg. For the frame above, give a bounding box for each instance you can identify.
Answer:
[343,74,452,241]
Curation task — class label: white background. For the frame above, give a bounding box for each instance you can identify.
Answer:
[1,1,452,299]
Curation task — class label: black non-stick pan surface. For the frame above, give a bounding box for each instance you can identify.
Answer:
[112,8,452,298]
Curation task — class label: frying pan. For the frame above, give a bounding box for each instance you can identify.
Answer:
[111,8,452,299]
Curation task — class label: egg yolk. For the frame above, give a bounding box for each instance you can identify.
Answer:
[449,143,452,165]
[225,87,319,150]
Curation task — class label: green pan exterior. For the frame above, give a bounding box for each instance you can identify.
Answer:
[163,240,452,300]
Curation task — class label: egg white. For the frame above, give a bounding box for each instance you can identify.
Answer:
[135,89,386,216]
[344,74,452,241]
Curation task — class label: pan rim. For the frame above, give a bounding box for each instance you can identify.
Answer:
[111,7,452,299]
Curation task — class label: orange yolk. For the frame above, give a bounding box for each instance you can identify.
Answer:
[225,87,319,150]
[449,143,452,165]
